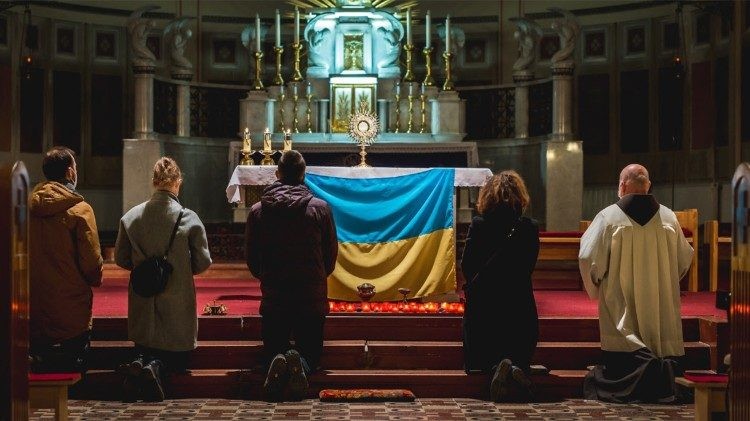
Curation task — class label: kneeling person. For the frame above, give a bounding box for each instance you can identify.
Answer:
[245,150,338,400]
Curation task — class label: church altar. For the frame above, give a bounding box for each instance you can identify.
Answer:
[226,165,492,203]
[227,165,491,301]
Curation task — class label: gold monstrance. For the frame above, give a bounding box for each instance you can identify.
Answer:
[348,100,380,167]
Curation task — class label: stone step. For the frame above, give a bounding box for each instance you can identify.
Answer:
[71,368,588,400]
[91,315,704,343]
[87,340,712,371]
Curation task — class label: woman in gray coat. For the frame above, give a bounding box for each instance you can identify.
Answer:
[115,157,212,401]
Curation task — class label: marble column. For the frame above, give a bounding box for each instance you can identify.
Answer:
[513,70,534,139]
[430,90,466,142]
[172,71,193,137]
[377,99,390,133]
[542,140,582,230]
[318,99,330,134]
[239,90,271,134]
[122,138,162,213]
[132,66,156,139]
[551,62,574,141]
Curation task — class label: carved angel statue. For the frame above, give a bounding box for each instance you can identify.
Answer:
[308,27,333,71]
[549,8,580,65]
[127,5,160,67]
[509,17,542,72]
[165,17,195,71]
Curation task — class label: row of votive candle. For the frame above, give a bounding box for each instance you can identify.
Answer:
[329,301,464,314]
[242,127,292,152]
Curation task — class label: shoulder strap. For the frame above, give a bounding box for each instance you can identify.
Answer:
[164,208,185,258]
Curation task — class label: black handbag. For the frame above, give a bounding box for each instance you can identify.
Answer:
[130,209,184,298]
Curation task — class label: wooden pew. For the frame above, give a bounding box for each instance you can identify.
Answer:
[703,220,731,292]
[674,209,699,292]
[1,162,31,421]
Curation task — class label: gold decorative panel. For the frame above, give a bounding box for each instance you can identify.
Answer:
[331,82,375,133]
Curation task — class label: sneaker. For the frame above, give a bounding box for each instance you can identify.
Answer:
[263,354,289,398]
[140,360,165,402]
[285,350,308,401]
[490,359,512,402]
[511,366,533,401]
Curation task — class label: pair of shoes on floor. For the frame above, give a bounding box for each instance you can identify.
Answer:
[490,359,534,402]
[263,350,309,401]
[119,358,165,403]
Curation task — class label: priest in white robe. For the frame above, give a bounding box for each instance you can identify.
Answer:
[578,163,694,403]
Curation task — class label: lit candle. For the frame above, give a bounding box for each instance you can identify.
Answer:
[255,14,261,52]
[283,130,292,151]
[425,10,431,49]
[294,7,300,44]
[242,127,251,151]
[263,128,272,152]
[445,15,451,54]
[275,9,281,48]
[406,7,412,45]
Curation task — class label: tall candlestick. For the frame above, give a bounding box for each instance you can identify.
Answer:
[425,10,431,49]
[445,15,451,54]
[283,130,292,151]
[406,7,412,45]
[255,14,261,52]
[263,128,272,151]
[294,7,300,44]
[243,127,251,151]
[275,9,281,48]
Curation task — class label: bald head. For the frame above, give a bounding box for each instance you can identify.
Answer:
[618,164,651,198]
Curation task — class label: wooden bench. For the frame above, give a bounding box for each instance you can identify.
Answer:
[29,373,81,421]
[703,220,731,292]
[675,376,727,421]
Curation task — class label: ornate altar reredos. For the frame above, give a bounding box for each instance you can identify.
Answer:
[238,0,466,141]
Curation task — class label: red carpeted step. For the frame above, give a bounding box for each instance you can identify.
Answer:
[91,315,705,343]
[71,369,588,400]
[87,340,712,371]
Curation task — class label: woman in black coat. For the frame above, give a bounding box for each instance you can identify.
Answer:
[461,170,540,402]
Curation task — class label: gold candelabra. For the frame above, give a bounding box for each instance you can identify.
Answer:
[442,51,454,91]
[292,92,300,133]
[406,92,414,133]
[423,47,435,86]
[306,93,313,133]
[251,51,264,91]
[403,44,415,82]
[260,128,275,165]
[291,42,304,82]
[273,46,284,86]
[393,92,401,133]
[419,92,427,133]
[277,90,286,132]
[240,128,255,165]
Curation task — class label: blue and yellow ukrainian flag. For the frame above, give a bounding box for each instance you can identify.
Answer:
[305,168,456,301]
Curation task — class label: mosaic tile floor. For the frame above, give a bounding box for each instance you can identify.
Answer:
[30,398,696,420]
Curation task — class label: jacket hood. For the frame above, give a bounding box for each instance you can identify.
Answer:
[617,193,660,226]
[261,181,313,212]
[29,181,83,217]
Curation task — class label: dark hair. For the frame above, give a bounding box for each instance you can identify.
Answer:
[476,170,530,215]
[278,150,306,185]
[42,146,76,182]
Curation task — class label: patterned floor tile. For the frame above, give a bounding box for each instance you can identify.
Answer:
[28,398,698,420]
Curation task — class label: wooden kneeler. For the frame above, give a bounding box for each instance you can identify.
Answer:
[29,373,81,421]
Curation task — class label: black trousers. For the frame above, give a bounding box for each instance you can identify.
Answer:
[261,312,326,373]
[30,330,92,375]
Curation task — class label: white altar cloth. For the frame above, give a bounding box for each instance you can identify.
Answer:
[226,166,493,203]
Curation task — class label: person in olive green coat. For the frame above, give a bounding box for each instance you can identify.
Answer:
[115,157,211,401]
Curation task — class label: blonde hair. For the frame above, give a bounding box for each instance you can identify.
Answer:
[152,157,182,188]
[476,170,530,215]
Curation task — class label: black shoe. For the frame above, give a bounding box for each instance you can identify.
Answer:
[263,354,288,399]
[511,366,533,401]
[490,359,512,402]
[140,360,165,402]
[285,350,308,401]
[121,375,140,403]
